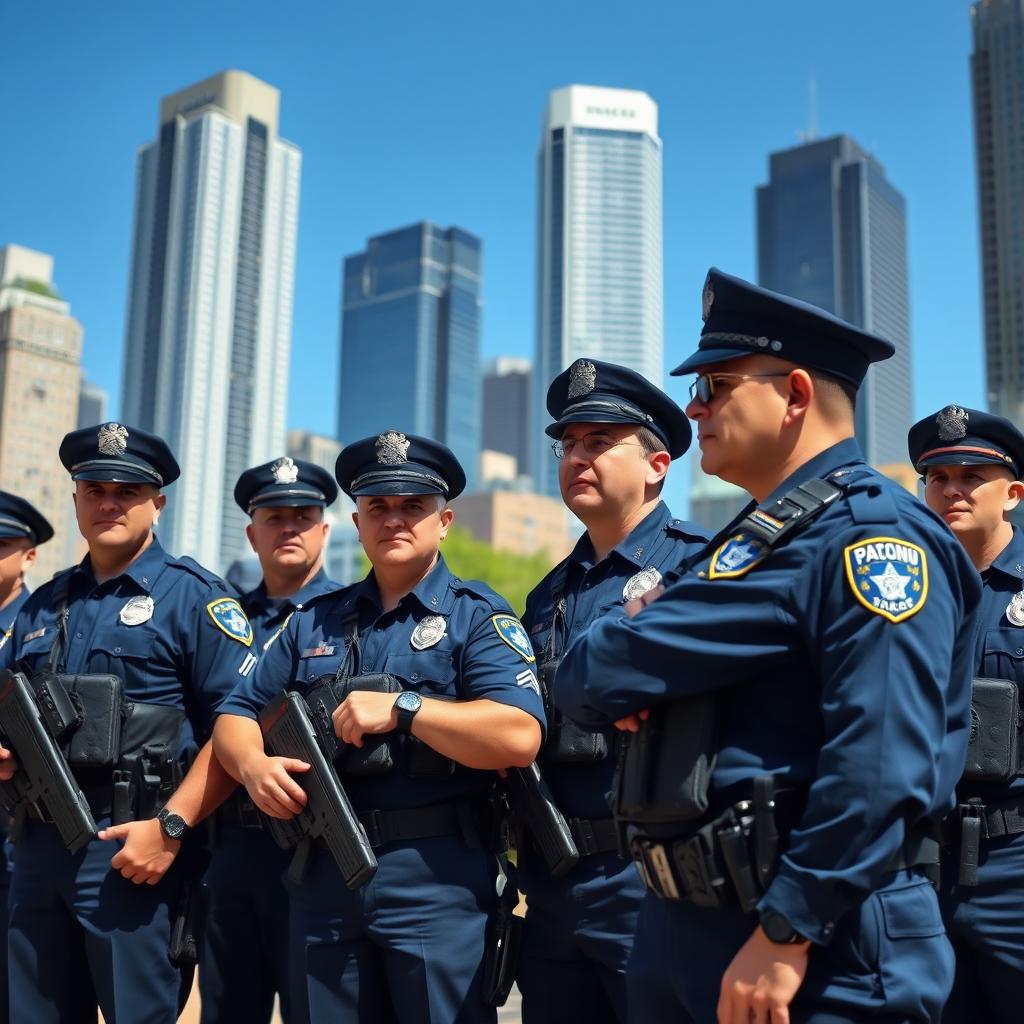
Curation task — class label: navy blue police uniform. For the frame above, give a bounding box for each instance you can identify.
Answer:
[0,493,53,1024]
[200,457,341,1024]
[218,433,547,1024]
[0,424,255,1024]
[909,406,1024,1023]
[553,270,983,1023]
[518,359,708,1023]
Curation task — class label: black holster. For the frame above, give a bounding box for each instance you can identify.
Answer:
[167,842,211,968]
[537,659,607,765]
[963,677,1023,782]
[481,861,523,1007]
[33,672,128,769]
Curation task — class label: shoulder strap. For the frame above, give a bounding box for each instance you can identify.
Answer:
[45,572,74,674]
[332,604,362,682]
[735,477,843,550]
[545,562,571,661]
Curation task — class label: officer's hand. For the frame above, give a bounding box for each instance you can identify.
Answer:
[613,708,650,732]
[0,745,18,781]
[98,818,180,885]
[333,691,400,747]
[623,584,665,618]
[240,753,310,819]
[717,925,809,1024]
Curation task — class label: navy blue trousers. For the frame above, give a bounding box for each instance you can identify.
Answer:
[628,870,953,1024]
[517,851,641,1023]
[288,835,498,1024]
[7,817,185,1024]
[940,832,1024,1023]
[199,825,295,1024]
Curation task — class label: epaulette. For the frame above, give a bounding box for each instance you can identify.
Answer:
[166,555,226,589]
[450,575,513,614]
[666,517,710,543]
[829,466,899,525]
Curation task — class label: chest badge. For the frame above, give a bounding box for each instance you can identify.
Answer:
[411,614,447,650]
[708,533,769,579]
[119,595,154,626]
[623,567,662,601]
[1006,592,1024,627]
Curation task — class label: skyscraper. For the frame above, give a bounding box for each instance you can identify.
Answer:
[77,376,107,429]
[0,245,83,580]
[482,357,531,480]
[121,70,301,571]
[757,135,911,467]
[534,85,664,495]
[971,0,1024,418]
[338,223,482,489]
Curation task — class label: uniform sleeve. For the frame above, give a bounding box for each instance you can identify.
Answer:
[458,608,547,736]
[217,610,301,721]
[759,528,977,943]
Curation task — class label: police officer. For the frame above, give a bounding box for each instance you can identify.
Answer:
[554,269,981,1023]
[0,423,253,1023]
[909,406,1024,1023]
[0,492,52,1024]
[518,358,707,1022]
[213,431,546,1024]
[200,456,341,1024]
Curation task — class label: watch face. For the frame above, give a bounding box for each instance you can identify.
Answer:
[160,811,187,839]
[397,691,421,713]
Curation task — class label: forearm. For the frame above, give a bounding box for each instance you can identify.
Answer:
[412,698,541,770]
[164,738,238,825]
[212,713,266,786]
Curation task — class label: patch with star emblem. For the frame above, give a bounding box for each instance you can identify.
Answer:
[843,536,928,623]
[206,597,254,646]
[491,614,536,662]
[708,533,770,579]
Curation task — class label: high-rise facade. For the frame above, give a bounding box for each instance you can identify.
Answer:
[971,0,1024,418]
[77,376,107,428]
[481,357,531,481]
[121,70,301,572]
[0,245,83,580]
[757,135,912,467]
[338,223,482,490]
[534,85,664,495]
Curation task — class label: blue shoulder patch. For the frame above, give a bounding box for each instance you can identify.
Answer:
[207,598,254,646]
[491,614,536,663]
[708,532,770,579]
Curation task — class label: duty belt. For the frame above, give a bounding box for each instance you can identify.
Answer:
[940,796,1024,886]
[357,800,479,850]
[567,816,618,857]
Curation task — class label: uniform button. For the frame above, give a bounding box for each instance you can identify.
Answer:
[113,647,121,655]
[142,576,149,585]
[1016,648,1024,657]
[75,632,83,639]
[410,672,420,681]
[823,921,834,936]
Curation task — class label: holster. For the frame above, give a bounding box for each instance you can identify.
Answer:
[963,677,1022,782]
[537,659,607,765]
[481,862,523,1007]
[167,842,211,968]
[110,703,185,824]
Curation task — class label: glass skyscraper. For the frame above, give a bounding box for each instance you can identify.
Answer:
[534,85,664,495]
[971,0,1024,419]
[121,71,301,572]
[757,135,912,468]
[338,223,482,490]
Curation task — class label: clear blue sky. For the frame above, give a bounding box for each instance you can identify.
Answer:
[0,0,983,512]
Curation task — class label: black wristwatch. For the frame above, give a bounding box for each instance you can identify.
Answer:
[759,910,806,945]
[157,807,190,842]
[394,691,423,735]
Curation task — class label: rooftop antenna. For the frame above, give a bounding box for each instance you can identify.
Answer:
[799,75,818,143]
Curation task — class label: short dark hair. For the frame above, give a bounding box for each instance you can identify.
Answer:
[808,369,858,412]
[636,426,667,456]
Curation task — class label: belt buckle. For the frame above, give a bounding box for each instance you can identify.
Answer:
[629,836,680,900]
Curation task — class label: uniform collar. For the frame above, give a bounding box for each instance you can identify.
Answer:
[987,526,1024,583]
[246,567,338,613]
[75,535,169,593]
[356,554,456,617]
[760,437,865,508]
[570,500,674,572]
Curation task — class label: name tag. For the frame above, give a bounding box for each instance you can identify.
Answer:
[302,645,336,658]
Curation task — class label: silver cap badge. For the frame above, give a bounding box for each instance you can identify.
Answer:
[936,405,968,442]
[411,614,446,650]
[702,275,715,322]
[271,457,299,485]
[119,595,154,626]
[623,567,662,602]
[98,423,129,457]
[1007,591,1024,627]
[567,359,597,399]
[376,431,410,466]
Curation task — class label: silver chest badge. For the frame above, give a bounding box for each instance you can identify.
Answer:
[1007,591,1024,627]
[120,595,154,626]
[623,567,662,602]
[411,614,446,650]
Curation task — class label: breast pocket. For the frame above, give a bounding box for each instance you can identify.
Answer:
[981,628,1024,684]
[383,651,456,697]
[91,627,158,694]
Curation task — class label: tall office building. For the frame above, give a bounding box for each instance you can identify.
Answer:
[338,223,482,490]
[121,70,301,572]
[971,1,1024,418]
[0,245,83,580]
[757,135,911,467]
[482,357,531,481]
[77,376,107,428]
[534,85,664,495]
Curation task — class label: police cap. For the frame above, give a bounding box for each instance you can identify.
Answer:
[233,457,338,515]
[0,491,53,545]
[336,432,465,500]
[908,405,1024,477]
[59,422,180,487]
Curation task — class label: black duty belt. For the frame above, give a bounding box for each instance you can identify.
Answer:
[358,801,467,850]
[940,796,1024,886]
[568,816,618,857]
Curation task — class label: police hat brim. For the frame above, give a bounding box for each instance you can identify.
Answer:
[70,465,164,486]
[348,474,451,499]
[544,407,660,440]
[248,492,330,511]
[915,450,1018,474]
[670,347,751,377]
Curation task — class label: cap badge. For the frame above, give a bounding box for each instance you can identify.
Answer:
[936,405,968,442]
[702,275,715,322]
[411,614,446,650]
[98,423,129,457]
[271,457,299,485]
[376,431,410,466]
[567,359,597,399]
[623,567,662,602]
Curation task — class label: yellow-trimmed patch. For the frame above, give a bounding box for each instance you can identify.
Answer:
[843,536,928,623]
[207,598,254,646]
[707,532,770,579]
[491,614,536,662]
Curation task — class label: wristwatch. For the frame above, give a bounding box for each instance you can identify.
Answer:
[394,691,423,735]
[759,909,806,945]
[157,807,190,842]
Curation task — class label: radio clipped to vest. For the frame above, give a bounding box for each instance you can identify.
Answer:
[963,677,1024,782]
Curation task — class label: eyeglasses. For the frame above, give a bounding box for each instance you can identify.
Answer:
[687,372,791,404]
[551,432,646,460]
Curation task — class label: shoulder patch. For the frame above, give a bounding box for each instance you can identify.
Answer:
[207,597,254,646]
[708,532,770,579]
[491,614,536,663]
[843,536,927,623]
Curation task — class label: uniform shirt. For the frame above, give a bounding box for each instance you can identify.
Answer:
[522,501,707,819]
[0,538,253,741]
[221,554,546,813]
[240,567,340,650]
[555,438,981,944]
[965,524,1024,802]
